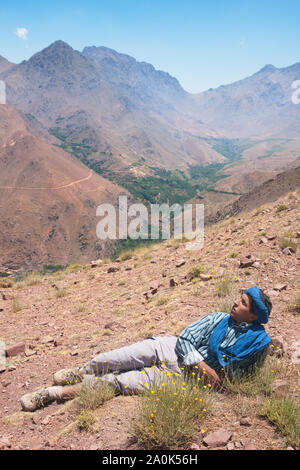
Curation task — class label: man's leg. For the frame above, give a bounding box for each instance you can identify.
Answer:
[81,364,183,396]
[79,335,180,377]
[21,337,182,412]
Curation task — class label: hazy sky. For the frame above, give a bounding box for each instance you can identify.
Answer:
[0,0,299,93]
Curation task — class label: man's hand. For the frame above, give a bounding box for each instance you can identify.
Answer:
[197,361,222,388]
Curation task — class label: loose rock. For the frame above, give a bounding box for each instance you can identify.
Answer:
[5,342,25,357]
[203,429,233,448]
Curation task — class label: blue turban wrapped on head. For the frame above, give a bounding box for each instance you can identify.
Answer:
[209,286,271,367]
[244,286,270,324]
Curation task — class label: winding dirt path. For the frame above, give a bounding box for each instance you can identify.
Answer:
[0,170,93,191]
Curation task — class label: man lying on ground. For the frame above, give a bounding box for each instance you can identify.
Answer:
[20,286,272,411]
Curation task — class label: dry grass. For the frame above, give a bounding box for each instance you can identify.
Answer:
[0,278,14,288]
[131,371,213,449]
[216,275,234,298]
[260,395,300,447]
[288,291,300,314]
[75,378,116,431]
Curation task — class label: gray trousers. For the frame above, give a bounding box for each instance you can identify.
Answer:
[81,336,183,395]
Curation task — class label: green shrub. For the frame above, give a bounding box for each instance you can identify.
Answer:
[131,372,212,449]
[77,409,96,431]
[288,292,300,313]
[216,276,234,297]
[66,264,83,273]
[119,251,133,261]
[260,396,300,447]
[156,297,169,306]
[276,204,289,213]
[188,264,206,280]
[55,287,68,298]
[278,236,298,252]
[0,278,14,288]
[77,379,115,411]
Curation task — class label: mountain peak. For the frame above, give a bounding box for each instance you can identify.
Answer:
[0,55,14,73]
[24,40,90,73]
[46,40,74,51]
[257,64,277,74]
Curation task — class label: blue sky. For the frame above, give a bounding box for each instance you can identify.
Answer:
[0,0,299,93]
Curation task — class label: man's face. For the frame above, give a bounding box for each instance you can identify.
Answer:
[230,293,258,325]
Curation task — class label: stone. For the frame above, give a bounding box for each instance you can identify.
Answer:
[234,440,243,449]
[203,429,233,448]
[243,440,256,450]
[169,278,177,288]
[107,266,120,273]
[40,336,54,344]
[189,443,200,450]
[150,280,159,290]
[266,235,277,241]
[290,340,300,365]
[265,289,279,297]
[200,274,211,281]
[272,380,288,397]
[0,437,11,449]
[282,247,293,256]
[25,349,37,357]
[239,417,252,426]
[90,259,102,268]
[239,256,256,268]
[259,237,268,244]
[5,342,25,357]
[274,284,287,292]
[104,321,120,331]
[227,442,235,450]
[41,416,51,426]
[0,365,6,373]
[176,260,186,268]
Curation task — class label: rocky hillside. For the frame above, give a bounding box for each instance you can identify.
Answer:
[210,165,300,223]
[0,187,299,450]
[0,105,128,273]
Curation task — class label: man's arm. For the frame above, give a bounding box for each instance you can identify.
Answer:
[175,312,227,367]
[197,361,222,387]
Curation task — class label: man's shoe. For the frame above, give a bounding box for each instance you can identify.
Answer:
[53,367,85,386]
[20,386,63,412]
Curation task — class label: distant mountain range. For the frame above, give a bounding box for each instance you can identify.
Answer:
[192,62,300,138]
[0,41,299,271]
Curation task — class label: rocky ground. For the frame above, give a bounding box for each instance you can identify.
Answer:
[0,189,299,450]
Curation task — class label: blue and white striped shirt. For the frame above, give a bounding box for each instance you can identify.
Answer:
[175,312,268,374]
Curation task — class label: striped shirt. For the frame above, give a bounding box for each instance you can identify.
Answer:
[175,312,269,376]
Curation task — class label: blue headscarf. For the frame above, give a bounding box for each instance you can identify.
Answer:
[208,316,271,368]
[244,286,270,324]
[209,287,271,368]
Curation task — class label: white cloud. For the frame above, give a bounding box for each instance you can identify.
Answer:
[15,27,28,40]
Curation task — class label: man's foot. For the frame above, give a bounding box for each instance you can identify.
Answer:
[53,367,85,386]
[20,386,63,412]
